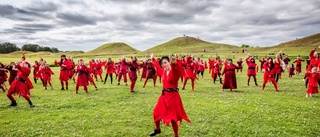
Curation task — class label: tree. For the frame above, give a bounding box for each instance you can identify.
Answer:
[241,44,250,48]
[51,47,59,53]
[22,44,40,52]
[0,42,20,53]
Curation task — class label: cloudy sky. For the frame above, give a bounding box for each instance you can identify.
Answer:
[0,0,319,51]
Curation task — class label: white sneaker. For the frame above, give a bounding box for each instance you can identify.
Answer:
[50,87,53,90]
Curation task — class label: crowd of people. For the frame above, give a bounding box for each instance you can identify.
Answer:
[0,48,315,137]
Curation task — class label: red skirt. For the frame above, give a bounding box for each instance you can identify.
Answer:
[247,69,256,76]
[296,66,302,73]
[184,69,196,79]
[26,78,34,89]
[307,86,318,94]
[95,69,103,75]
[222,71,237,89]
[128,71,137,81]
[76,74,89,86]
[8,80,30,97]
[153,92,191,126]
[43,75,51,82]
[59,70,69,81]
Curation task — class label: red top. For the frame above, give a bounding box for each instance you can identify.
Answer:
[60,60,71,71]
[16,65,30,79]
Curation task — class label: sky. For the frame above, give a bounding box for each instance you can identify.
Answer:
[0,0,320,52]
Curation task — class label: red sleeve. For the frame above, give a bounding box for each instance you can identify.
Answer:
[152,58,162,72]
[49,68,54,75]
[171,62,184,78]
[310,49,316,60]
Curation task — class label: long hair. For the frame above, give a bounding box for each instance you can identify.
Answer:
[269,57,274,70]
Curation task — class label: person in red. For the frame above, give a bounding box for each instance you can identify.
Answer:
[104,58,115,84]
[143,58,157,88]
[305,67,320,97]
[87,66,98,91]
[197,58,206,79]
[262,57,278,92]
[5,62,18,85]
[38,63,54,90]
[308,47,319,71]
[140,60,148,81]
[259,57,266,72]
[68,57,76,83]
[182,56,197,91]
[245,55,258,86]
[7,61,35,108]
[149,53,190,137]
[212,56,223,84]
[59,55,71,90]
[288,64,295,78]
[127,56,140,92]
[293,56,304,75]
[0,62,8,92]
[236,58,243,73]
[73,59,89,94]
[32,61,40,84]
[54,60,60,66]
[94,59,103,82]
[155,58,163,83]
[208,57,215,74]
[117,57,128,86]
[221,59,240,91]
[273,53,283,82]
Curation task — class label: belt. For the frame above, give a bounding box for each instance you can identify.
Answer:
[16,77,26,83]
[162,88,179,95]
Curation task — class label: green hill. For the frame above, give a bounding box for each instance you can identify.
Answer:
[86,42,140,55]
[141,36,240,56]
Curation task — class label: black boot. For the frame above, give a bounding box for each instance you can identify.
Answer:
[28,101,35,108]
[219,78,223,84]
[149,129,161,136]
[8,100,17,107]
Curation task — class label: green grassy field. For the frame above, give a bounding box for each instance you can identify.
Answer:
[0,58,319,137]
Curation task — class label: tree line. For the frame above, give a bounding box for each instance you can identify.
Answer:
[0,42,59,54]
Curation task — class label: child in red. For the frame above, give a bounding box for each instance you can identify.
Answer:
[87,66,98,91]
[73,59,89,94]
[127,56,140,92]
[104,58,115,84]
[38,63,54,90]
[245,56,258,86]
[117,57,128,86]
[288,64,295,78]
[262,57,278,92]
[305,68,320,97]
[182,56,197,91]
[59,55,71,90]
[7,61,35,108]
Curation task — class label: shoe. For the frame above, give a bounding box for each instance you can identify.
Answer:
[149,129,161,136]
[96,88,98,91]
[50,87,53,90]
[61,88,65,90]
[117,83,120,86]
[28,101,34,108]
[66,87,68,90]
[125,83,128,86]
[30,104,35,108]
[8,100,17,107]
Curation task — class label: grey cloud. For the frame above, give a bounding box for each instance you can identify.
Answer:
[3,24,54,34]
[56,12,97,26]
[25,1,58,12]
[0,4,48,21]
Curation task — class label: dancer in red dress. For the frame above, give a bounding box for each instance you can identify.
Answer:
[95,59,104,82]
[0,62,8,92]
[7,61,35,107]
[149,53,190,137]
[127,56,140,92]
[117,57,128,86]
[236,58,243,73]
[288,64,295,78]
[104,58,115,84]
[245,56,258,86]
[143,58,157,88]
[32,61,40,84]
[293,57,304,75]
[212,56,223,84]
[197,58,206,79]
[140,60,148,81]
[68,57,76,83]
[38,63,54,90]
[5,62,18,85]
[262,57,278,92]
[73,59,89,94]
[221,59,240,91]
[305,67,320,97]
[59,55,71,90]
[182,56,197,91]
[87,67,98,91]
[259,57,266,72]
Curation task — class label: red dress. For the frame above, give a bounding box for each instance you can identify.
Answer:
[246,58,257,76]
[305,72,320,94]
[263,62,276,82]
[289,67,295,76]
[140,62,148,78]
[33,65,40,79]
[293,59,303,73]
[309,49,319,71]
[76,65,89,86]
[7,65,31,97]
[184,62,197,79]
[0,69,7,85]
[152,60,191,125]
[59,60,71,81]
[222,64,239,89]
[128,61,139,81]
[95,62,103,75]
[145,62,156,79]
[105,62,115,74]
[38,68,54,82]
[273,60,282,75]
[68,61,75,78]
[6,66,17,85]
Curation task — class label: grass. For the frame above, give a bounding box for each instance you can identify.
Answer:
[0,59,319,137]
